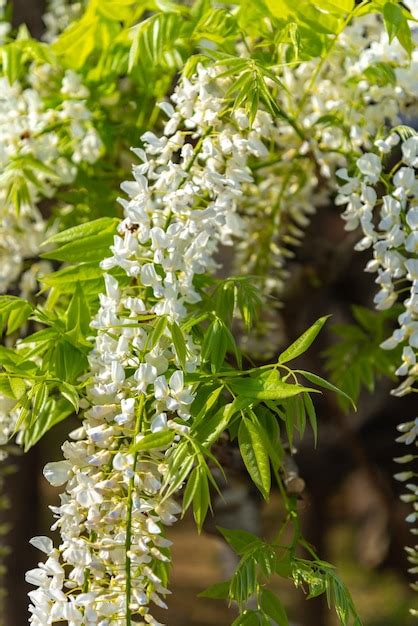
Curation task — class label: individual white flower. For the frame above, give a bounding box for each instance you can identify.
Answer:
[357,153,382,183]
[43,461,71,487]
[134,363,158,393]
[405,259,418,281]
[151,413,168,432]
[394,166,416,191]
[402,135,418,167]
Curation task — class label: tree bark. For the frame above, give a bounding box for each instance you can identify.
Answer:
[11,0,44,39]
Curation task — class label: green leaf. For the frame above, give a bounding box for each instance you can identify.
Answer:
[128,12,188,76]
[279,316,329,364]
[214,281,235,326]
[162,443,195,500]
[201,318,227,373]
[169,321,187,369]
[192,384,224,424]
[54,340,88,383]
[274,552,292,578]
[235,279,261,330]
[231,610,261,626]
[18,327,58,347]
[32,383,49,419]
[248,408,283,470]
[230,557,258,608]
[297,370,355,409]
[44,218,119,247]
[260,589,289,626]
[193,467,210,531]
[6,301,32,335]
[198,580,230,600]
[1,44,23,83]
[218,527,261,555]
[238,417,271,500]
[363,62,396,87]
[319,0,354,13]
[193,7,238,44]
[9,377,26,400]
[182,466,199,512]
[193,396,252,446]
[0,375,25,400]
[65,283,91,340]
[266,1,344,33]
[41,263,104,292]
[149,316,167,350]
[96,0,138,20]
[59,382,80,413]
[303,393,318,446]
[383,2,413,55]
[0,296,33,336]
[383,2,404,41]
[131,430,175,452]
[228,371,315,401]
[41,231,116,263]
[23,397,73,451]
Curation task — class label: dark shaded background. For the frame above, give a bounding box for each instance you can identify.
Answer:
[1,2,416,624]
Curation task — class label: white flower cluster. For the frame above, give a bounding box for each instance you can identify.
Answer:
[43,0,85,42]
[237,12,417,321]
[336,131,418,595]
[337,135,418,390]
[0,67,102,294]
[27,64,279,625]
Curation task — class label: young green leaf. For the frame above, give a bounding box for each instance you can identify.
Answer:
[43,217,119,247]
[0,296,33,336]
[231,610,261,626]
[131,430,175,453]
[260,588,289,626]
[65,283,91,339]
[59,382,80,413]
[218,527,262,555]
[169,321,187,369]
[278,316,329,364]
[383,2,413,56]
[238,417,271,500]
[297,370,355,409]
[23,397,73,451]
[303,393,318,446]
[229,371,316,401]
[182,466,200,513]
[198,580,230,600]
[201,318,227,373]
[193,467,210,531]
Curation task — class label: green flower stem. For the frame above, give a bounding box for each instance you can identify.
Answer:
[125,393,145,626]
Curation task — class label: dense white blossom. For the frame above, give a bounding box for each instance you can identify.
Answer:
[0,67,102,294]
[27,64,281,625]
[236,12,417,357]
[15,8,418,622]
[337,130,418,596]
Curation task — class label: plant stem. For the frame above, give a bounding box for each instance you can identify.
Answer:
[125,394,145,626]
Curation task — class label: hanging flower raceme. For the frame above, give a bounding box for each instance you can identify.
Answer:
[235,11,417,351]
[336,130,418,602]
[26,64,281,625]
[0,66,103,295]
